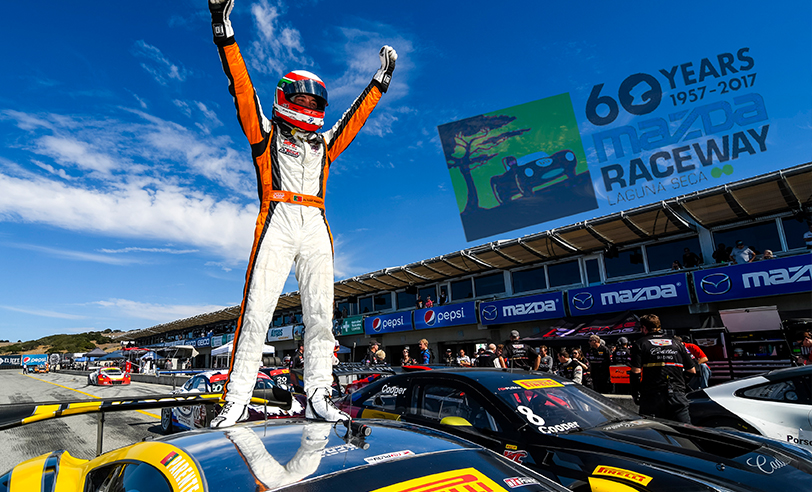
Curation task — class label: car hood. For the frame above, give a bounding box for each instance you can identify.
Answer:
[550,418,812,489]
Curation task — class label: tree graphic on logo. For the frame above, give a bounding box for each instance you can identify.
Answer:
[440,115,529,214]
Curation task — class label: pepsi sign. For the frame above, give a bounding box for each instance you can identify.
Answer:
[22,354,48,366]
[414,302,477,330]
[693,253,812,303]
[364,311,413,335]
[566,273,691,315]
[479,292,565,325]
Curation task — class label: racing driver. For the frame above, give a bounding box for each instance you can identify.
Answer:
[208,0,397,427]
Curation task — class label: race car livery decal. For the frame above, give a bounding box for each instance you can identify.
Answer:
[160,449,203,492]
[745,455,788,475]
[505,444,518,450]
[371,467,509,492]
[513,379,564,390]
[322,443,359,457]
[497,386,522,391]
[504,476,540,488]
[503,450,528,463]
[364,450,414,464]
[538,421,580,434]
[592,465,653,486]
[360,408,401,420]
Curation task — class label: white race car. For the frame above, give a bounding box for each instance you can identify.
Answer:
[689,365,812,450]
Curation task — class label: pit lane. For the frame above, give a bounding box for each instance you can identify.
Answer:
[0,369,175,473]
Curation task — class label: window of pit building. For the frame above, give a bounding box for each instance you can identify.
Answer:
[712,220,781,258]
[396,291,415,310]
[337,301,356,317]
[475,272,506,297]
[451,278,474,301]
[645,236,702,272]
[512,265,547,293]
[374,293,393,311]
[359,296,374,313]
[547,260,581,288]
[782,216,810,250]
[419,286,437,304]
[604,246,646,279]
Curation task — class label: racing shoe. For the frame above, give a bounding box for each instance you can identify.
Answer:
[210,401,249,428]
[306,387,349,422]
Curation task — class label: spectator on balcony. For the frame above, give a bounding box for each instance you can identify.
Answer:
[712,243,730,263]
[730,240,755,264]
[760,249,775,260]
[671,260,683,270]
[425,296,434,308]
[682,247,702,267]
[804,223,812,250]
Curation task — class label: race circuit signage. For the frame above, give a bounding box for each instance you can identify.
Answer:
[266,325,294,342]
[693,253,812,303]
[364,311,413,336]
[566,273,691,315]
[337,316,364,336]
[22,354,48,366]
[0,355,21,368]
[414,302,477,330]
[438,44,810,242]
[479,292,565,325]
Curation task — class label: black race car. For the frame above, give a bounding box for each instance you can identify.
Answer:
[340,368,812,491]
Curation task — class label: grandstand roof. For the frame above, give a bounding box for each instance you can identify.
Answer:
[124,162,812,340]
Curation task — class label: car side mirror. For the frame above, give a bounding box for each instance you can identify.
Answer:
[440,416,472,427]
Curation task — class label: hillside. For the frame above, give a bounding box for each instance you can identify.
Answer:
[0,330,121,355]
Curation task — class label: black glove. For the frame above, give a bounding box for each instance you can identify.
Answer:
[373,45,397,92]
[209,0,234,40]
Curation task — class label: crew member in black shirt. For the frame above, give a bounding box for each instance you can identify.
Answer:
[291,342,305,370]
[476,343,497,367]
[504,330,540,371]
[586,335,612,393]
[612,337,632,365]
[556,350,583,384]
[630,314,695,422]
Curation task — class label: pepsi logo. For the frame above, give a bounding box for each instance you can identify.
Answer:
[424,310,436,326]
[372,318,382,332]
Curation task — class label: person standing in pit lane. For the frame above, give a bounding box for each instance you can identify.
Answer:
[612,337,632,366]
[630,314,696,423]
[557,350,583,384]
[586,335,612,394]
[207,0,397,428]
[418,339,431,365]
[503,330,540,371]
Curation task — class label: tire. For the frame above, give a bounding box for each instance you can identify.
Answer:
[87,376,93,386]
[161,408,174,434]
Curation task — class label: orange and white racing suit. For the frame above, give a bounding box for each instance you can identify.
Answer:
[213,36,384,406]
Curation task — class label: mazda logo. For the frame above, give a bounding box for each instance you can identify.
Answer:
[700,273,731,295]
[571,292,594,311]
[481,305,498,321]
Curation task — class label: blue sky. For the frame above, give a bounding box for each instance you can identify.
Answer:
[1,0,809,341]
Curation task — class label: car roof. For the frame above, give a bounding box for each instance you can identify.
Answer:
[385,368,569,391]
[159,419,561,491]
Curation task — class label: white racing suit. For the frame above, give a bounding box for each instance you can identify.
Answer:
[213,35,384,407]
[224,424,331,489]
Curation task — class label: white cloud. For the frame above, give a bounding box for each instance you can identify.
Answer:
[93,298,232,323]
[3,242,143,265]
[0,305,87,320]
[132,40,190,85]
[98,247,199,255]
[247,0,312,75]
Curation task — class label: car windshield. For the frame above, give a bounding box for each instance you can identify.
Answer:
[102,368,122,375]
[493,377,636,435]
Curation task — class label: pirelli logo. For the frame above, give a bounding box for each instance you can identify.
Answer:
[371,468,509,492]
[514,379,563,390]
[592,465,653,485]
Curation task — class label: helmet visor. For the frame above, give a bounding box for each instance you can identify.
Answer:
[282,79,328,109]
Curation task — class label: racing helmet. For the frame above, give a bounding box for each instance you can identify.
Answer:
[273,70,328,132]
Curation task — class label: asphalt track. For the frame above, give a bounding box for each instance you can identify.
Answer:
[0,369,174,474]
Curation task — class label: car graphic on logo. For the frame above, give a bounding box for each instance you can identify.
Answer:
[700,273,732,295]
[372,318,383,332]
[571,292,594,311]
[481,305,498,321]
[424,310,436,326]
[491,150,578,204]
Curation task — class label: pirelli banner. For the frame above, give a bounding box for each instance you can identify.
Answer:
[566,273,691,316]
[693,253,812,303]
[438,44,811,241]
[479,292,565,326]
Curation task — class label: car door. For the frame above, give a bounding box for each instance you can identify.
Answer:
[175,375,208,429]
[736,373,812,447]
[402,378,533,465]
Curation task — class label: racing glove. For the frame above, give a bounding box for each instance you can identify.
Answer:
[373,45,397,93]
[209,0,234,40]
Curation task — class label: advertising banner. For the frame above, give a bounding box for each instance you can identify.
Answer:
[438,45,811,241]
[266,325,294,343]
[337,316,364,337]
[210,333,235,348]
[0,355,21,368]
[527,311,641,340]
[566,273,691,315]
[22,354,48,366]
[364,311,413,336]
[693,253,812,303]
[414,302,477,330]
[479,292,565,325]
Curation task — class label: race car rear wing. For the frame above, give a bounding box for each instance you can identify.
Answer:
[0,389,292,455]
